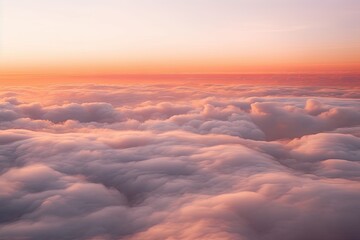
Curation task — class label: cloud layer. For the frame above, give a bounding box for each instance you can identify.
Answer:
[0,83,359,240]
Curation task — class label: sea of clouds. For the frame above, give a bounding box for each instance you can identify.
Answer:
[0,83,359,240]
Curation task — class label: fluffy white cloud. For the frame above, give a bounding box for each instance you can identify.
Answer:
[0,83,359,240]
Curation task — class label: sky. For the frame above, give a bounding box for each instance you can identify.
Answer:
[1,0,360,81]
[1,2,360,239]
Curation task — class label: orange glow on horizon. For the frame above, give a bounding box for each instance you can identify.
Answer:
[1,72,359,88]
[1,0,360,86]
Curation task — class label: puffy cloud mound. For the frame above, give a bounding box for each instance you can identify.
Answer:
[0,83,359,240]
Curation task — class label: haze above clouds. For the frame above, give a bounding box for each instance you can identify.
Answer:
[0,83,359,240]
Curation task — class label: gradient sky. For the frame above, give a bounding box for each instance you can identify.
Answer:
[1,0,360,77]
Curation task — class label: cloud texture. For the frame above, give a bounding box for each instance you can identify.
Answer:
[0,83,359,240]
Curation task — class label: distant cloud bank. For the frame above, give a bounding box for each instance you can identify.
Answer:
[0,83,359,240]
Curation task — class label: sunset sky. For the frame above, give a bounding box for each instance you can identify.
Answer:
[1,2,360,239]
[1,0,360,81]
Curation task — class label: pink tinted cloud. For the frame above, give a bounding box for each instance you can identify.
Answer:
[0,83,359,240]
